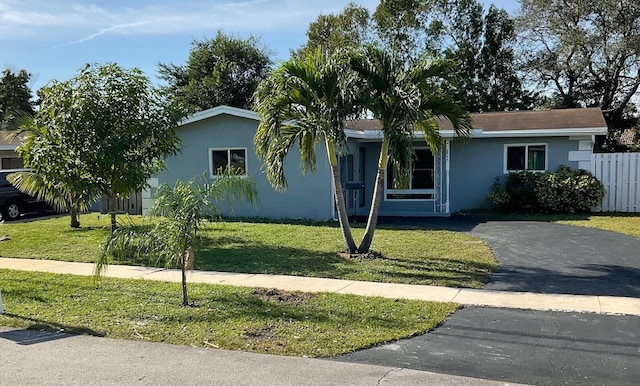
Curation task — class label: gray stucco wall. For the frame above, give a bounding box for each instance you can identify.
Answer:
[449,137,582,211]
[151,114,334,220]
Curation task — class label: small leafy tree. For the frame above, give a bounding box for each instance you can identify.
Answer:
[22,63,184,232]
[96,170,257,306]
[9,115,101,227]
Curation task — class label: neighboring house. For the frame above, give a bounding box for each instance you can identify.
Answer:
[0,132,23,170]
[146,105,608,219]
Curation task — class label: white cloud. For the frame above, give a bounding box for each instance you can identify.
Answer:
[0,0,380,43]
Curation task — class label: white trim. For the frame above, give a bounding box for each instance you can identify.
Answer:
[208,147,248,178]
[503,143,548,173]
[0,146,17,151]
[444,127,607,138]
[181,106,259,126]
[345,127,608,141]
[445,140,451,214]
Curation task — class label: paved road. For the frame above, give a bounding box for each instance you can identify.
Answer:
[337,307,640,386]
[0,327,522,386]
[380,216,640,297]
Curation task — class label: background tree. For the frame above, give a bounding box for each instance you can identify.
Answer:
[0,69,34,130]
[518,0,640,131]
[294,2,372,58]
[159,31,272,113]
[373,0,434,62]
[97,171,257,306]
[351,45,472,253]
[17,63,183,232]
[432,0,535,112]
[254,50,363,253]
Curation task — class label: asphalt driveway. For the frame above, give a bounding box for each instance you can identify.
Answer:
[337,307,640,385]
[381,216,640,297]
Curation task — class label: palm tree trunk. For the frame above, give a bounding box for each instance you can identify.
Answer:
[358,137,389,253]
[326,139,358,254]
[109,191,117,233]
[69,206,80,228]
[181,260,189,306]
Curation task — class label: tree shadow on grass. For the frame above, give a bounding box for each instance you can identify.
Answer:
[192,233,492,287]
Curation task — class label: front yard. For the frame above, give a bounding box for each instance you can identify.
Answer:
[0,215,496,288]
[0,269,458,357]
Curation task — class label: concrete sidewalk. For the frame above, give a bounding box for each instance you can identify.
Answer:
[1,257,639,316]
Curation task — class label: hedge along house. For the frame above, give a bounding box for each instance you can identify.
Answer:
[144,106,608,219]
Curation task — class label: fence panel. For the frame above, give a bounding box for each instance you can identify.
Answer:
[592,153,640,212]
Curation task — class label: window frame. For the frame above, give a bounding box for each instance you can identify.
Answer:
[503,143,548,173]
[208,147,248,178]
[384,147,435,201]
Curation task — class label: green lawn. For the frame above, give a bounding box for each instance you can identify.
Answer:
[0,214,496,288]
[0,269,458,357]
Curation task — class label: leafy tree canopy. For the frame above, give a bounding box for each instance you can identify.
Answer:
[0,68,34,129]
[21,63,183,231]
[295,2,372,58]
[518,0,640,121]
[159,31,272,113]
[432,0,536,112]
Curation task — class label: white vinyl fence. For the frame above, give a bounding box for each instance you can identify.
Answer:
[591,153,640,212]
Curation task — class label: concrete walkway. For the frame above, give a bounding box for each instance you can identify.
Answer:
[1,257,639,316]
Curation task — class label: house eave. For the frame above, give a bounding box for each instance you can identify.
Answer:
[345,127,608,140]
[180,105,259,126]
[0,145,17,151]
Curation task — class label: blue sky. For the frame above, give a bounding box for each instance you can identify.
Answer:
[0,0,519,91]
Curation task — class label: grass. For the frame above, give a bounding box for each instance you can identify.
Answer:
[0,269,459,357]
[0,214,496,288]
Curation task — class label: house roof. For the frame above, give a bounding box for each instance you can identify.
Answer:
[345,107,608,138]
[180,105,608,138]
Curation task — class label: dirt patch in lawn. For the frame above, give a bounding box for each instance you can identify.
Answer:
[252,288,315,305]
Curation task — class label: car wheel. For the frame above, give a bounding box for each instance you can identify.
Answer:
[2,202,21,221]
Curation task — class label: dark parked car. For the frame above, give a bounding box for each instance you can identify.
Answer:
[0,169,53,221]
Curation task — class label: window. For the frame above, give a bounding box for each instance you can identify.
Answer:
[505,144,546,172]
[1,157,23,170]
[385,148,435,200]
[210,148,246,176]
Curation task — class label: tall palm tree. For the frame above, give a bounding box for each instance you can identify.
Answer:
[351,45,473,253]
[254,50,362,253]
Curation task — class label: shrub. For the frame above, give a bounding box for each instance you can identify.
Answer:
[487,165,605,214]
[535,165,605,214]
[487,171,541,213]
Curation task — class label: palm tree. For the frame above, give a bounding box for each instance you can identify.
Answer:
[97,170,257,306]
[8,115,101,228]
[254,50,362,254]
[351,45,473,253]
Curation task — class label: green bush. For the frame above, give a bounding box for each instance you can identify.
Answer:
[535,165,605,214]
[487,166,605,214]
[487,171,541,213]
